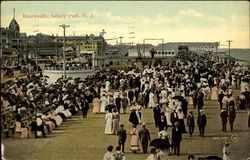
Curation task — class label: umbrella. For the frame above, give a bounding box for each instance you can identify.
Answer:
[150,138,170,149]
[172,96,184,101]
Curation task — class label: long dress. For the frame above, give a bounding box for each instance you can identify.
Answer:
[148,92,156,108]
[112,112,120,135]
[92,97,100,113]
[211,87,218,101]
[46,112,63,126]
[105,113,113,134]
[165,106,173,126]
[100,96,108,113]
[129,128,140,152]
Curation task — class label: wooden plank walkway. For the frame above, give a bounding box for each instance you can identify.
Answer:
[2,100,249,160]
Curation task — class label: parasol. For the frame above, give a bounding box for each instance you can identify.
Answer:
[150,138,170,149]
[172,96,184,101]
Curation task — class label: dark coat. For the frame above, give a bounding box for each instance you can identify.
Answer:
[220,110,228,123]
[115,97,121,107]
[218,93,224,103]
[172,126,182,143]
[187,114,195,127]
[117,128,127,143]
[197,92,204,107]
[153,106,161,118]
[128,90,134,100]
[181,99,188,117]
[197,114,207,127]
[228,109,236,122]
[129,111,139,125]
[158,114,167,131]
[170,112,179,125]
[138,128,151,143]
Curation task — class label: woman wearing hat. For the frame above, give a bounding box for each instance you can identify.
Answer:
[92,95,100,114]
[129,124,140,153]
[104,109,113,135]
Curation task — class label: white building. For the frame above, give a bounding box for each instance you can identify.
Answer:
[128,48,177,58]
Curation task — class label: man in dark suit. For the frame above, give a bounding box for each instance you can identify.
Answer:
[128,90,134,105]
[153,104,161,127]
[81,98,89,118]
[197,110,207,137]
[187,110,195,137]
[115,95,122,113]
[170,110,179,126]
[139,124,151,154]
[228,106,236,131]
[220,108,228,132]
[117,124,127,153]
[197,89,204,112]
[158,112,167,131]
[172,122,182,156]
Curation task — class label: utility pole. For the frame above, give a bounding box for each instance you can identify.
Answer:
[33,28,39,73]
[100,29,106,69]
[226,40,232,67]
[118,37,124,64]
[118,36,124,45]
[59,24,70,79]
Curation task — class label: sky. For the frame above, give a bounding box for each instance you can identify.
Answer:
[1,1,249,48]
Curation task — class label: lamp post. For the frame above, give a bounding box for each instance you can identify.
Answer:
[33,29,39,73]
[226,40,232,67]
[59,24,70,79]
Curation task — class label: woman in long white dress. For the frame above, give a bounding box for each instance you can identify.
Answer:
[165,105,173,127]
[100,94,108,113]
[148,91,155,108]
[105,110,113,135]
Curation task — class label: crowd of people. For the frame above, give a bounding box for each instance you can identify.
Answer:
[1,52,250,160]
[1,73,94,138]
[98,53,249,160]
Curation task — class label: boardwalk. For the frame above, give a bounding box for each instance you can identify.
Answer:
[2,100,249,160]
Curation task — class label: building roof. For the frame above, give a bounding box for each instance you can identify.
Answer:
[9,18,20,32]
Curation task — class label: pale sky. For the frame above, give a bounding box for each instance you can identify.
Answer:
[1,1,249,48]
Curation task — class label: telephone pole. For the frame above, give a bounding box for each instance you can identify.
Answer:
[100,29,106,69]
[226,40,232,67]
[59,24,70,79]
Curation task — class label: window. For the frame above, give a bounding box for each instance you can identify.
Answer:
[172,52,174,55]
